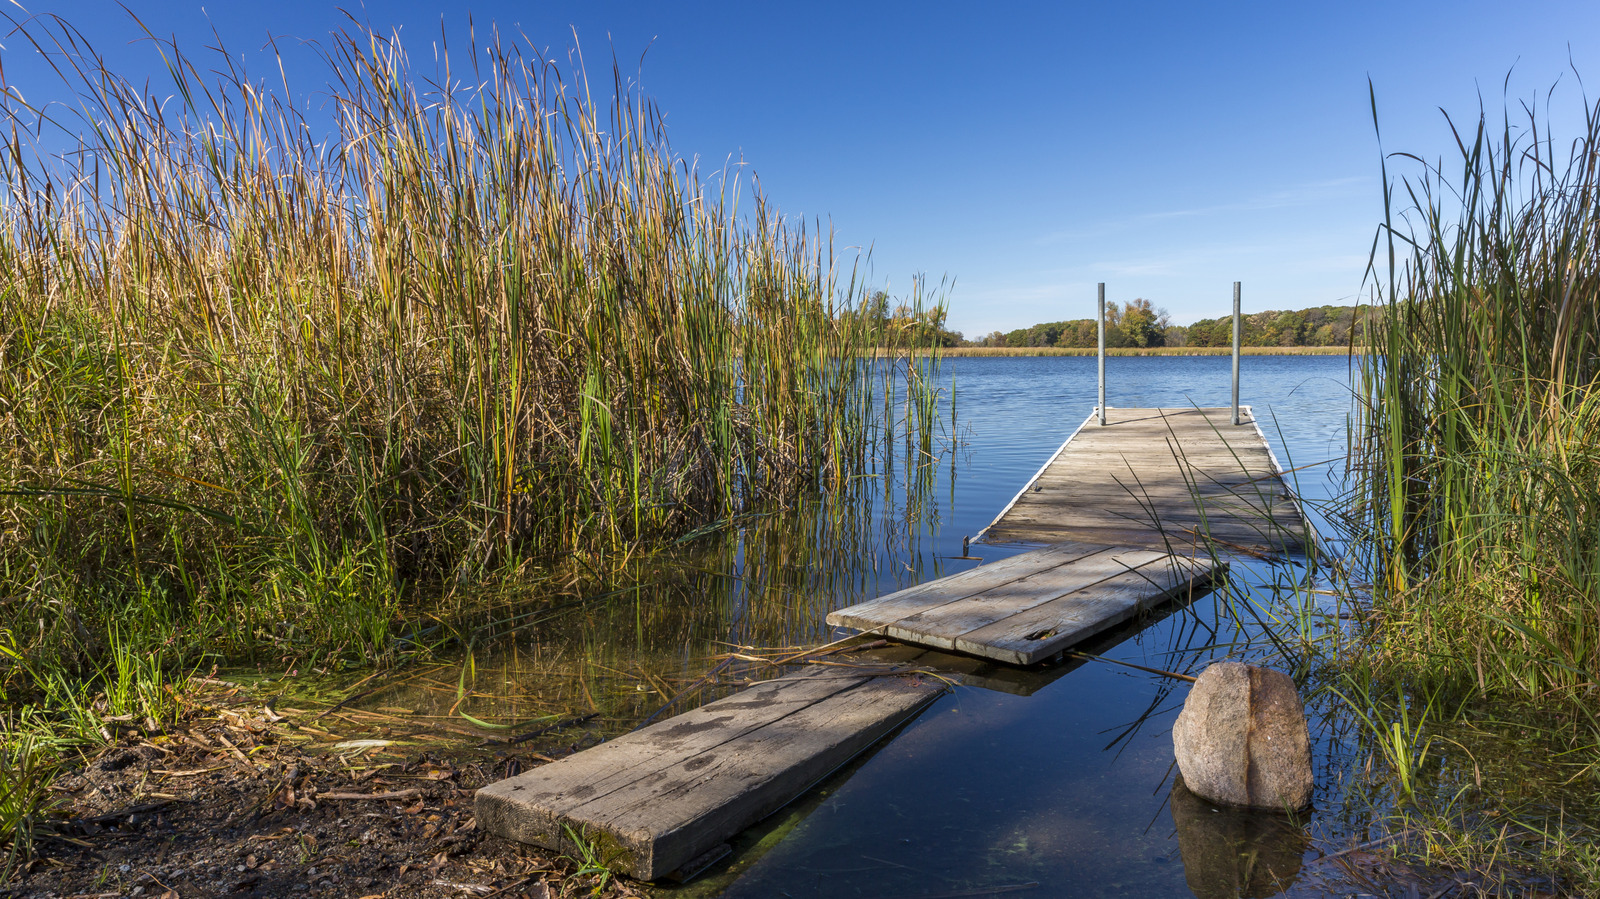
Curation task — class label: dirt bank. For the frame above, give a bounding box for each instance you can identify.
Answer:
[6,686,641,899]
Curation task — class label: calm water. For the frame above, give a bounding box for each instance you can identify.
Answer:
[943,354,1354,546]
[681,355,1360,898]
[397,355,1364,897]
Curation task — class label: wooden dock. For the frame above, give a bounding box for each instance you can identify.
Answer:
[475,665,945,881]
[476,404,1302,882]
[977,406,1313,557]
[825,540,1220,665]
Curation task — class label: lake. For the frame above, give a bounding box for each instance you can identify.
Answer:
[428,354,1363,897]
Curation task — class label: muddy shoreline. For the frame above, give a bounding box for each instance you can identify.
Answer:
[6,686,639,899]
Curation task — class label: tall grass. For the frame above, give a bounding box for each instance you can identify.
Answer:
[1354,83,1600,708]
[0,15,944,679]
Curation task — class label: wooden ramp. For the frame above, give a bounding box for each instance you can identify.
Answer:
[977,406,1313,557]
[826,540,1222,665]
[476,665,944,881]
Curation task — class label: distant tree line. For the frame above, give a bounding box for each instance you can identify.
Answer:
[967,302,1376,349]
[842,293,1378,351]
[843,290,964,347]
[1179,305,1375,348]
[971,299,1171,349]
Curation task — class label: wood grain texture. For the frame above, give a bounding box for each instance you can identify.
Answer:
[876,549,1172,651]
[475,666,944,880]
[826,541,1223,665]
[951,558,1213,664]
[824,540,1110,631]
[977,406,1312,556]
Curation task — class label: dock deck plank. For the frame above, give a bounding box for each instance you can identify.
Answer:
[826,542,1222,665]
[475,666,944,881]
[950,558,1208,664]
[976,406,1313,556]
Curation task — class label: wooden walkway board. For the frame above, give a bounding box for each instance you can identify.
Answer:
[826,541,1223,665]
[977,407,1313,556]
[475,666,944,881]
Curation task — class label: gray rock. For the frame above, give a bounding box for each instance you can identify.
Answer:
[1172,661,1312,810]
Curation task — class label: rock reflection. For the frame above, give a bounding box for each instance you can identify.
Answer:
[1170,777,1308,899]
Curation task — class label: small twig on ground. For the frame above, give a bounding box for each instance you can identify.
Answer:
[479,875,538,898]
[315,788,421,801]
[1178,527,1279,561]
[633,657,735,730]
[72,800,179,825]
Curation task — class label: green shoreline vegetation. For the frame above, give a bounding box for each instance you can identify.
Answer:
[966,302,1378,351]
[1321,87,1600,890]
[0,18,944,873]
[847,281,1377,352]
[927,344,1361,357]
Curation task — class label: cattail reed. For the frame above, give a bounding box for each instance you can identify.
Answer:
[0,17,945,667]
[1355,84,1600,705]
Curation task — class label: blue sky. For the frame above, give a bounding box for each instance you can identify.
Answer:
[3,0,1598,336]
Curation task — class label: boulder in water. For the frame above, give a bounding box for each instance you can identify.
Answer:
[1172,661,1312,810]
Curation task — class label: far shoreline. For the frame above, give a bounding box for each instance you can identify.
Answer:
[916,345,1364,357]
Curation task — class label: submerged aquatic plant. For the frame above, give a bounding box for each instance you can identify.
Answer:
[1329,677,1439,802]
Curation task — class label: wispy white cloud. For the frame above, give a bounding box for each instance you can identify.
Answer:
[1033,177,1372,245]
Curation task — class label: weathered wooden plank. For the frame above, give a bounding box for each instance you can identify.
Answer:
[1013,493,1294,513]
[987,506,1309,545]
[1033,474,1282,489]
[875,549,1173,650]
[824,541,1111,632]
[841,642,1062,695]
[838,642,1079,696]
[989,518,1307,548]
[480,668,852,808]
[977,406,1313,556]
[578,673,941,873]
[1030,454,1278,471]
[828,544,1222,665]
[476,667,944,880]
[980,524,1217,553]
[1032,454,1277,469]
[951,558,1216,664]
[1060,434,1270,450]
[1047,473,1278,483]
[1030,474,1285,487]
[997,500,1305,523]
[1066,418,1264,434]
[999,509,1305,531]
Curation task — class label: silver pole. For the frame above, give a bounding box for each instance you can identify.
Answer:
[1231,281,1242,426]
[1097,283,1106,426]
